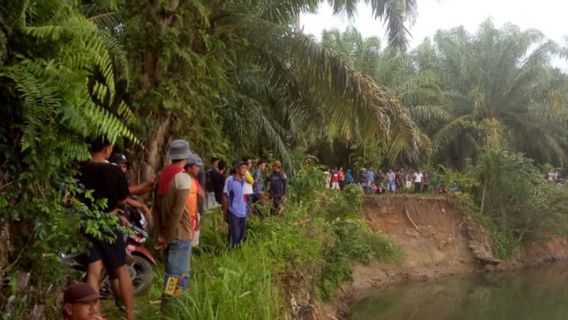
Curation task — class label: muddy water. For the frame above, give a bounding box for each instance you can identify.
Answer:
[349,262,568,320]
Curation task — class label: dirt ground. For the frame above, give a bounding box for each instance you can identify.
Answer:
[317,194,568,320]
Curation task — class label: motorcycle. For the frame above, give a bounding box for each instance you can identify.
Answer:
[60,207,156,297]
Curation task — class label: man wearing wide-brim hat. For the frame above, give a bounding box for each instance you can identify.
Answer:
[153,139,194,303]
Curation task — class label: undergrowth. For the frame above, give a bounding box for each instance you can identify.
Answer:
[106,172,401,319]
[451,193,519,260]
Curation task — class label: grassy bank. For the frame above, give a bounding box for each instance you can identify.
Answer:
[105,169,401,319]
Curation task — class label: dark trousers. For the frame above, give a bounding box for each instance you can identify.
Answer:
[271,196,283,215]
[414,182,421,193]
[228,213,247,248]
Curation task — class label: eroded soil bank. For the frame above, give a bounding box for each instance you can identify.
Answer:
[318,195,568,319]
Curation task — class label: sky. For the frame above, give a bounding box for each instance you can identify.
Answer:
[300,0,568,48]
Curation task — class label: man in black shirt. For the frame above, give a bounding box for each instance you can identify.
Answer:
[79,139,135,320]
[206,159,227,205]
[267,160,287,215]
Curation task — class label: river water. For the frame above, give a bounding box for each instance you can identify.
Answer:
[349,263,568,320]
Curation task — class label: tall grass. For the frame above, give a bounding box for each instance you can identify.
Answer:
[115,171,401,320]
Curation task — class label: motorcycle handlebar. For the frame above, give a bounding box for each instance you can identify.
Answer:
[129,225,149,239]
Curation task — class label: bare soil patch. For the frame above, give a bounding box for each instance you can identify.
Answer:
[318,194,568,320]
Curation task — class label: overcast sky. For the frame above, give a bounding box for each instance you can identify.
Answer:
[300,0,568,48]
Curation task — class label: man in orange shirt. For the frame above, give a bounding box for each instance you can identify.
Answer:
[184,154,204,247]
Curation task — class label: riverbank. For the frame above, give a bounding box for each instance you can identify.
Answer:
[320,195,568,319]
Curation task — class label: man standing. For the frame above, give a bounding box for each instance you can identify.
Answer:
[184,154,204,247]
[79,139,135,320]
[205,158,220,208]
[253,160,266,206]
[222,160,249,247]
[268,160,288,215]
[395,168,404,193]
[338,167,345,189]
[242,157,255,207]
[345,169,353,185]
[386,169,396,193]
[253,160,266,199]
[206,159,227,205]
[153,140,193,300]
[330,168,340,190]
[109,153,152,228]
[422,171,430,193]
[414,170,423,193]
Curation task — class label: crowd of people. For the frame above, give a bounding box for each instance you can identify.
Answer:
[325,167,437,195]
[64,138,287,320]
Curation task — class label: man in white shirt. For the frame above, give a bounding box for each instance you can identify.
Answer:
[414,171,423,193]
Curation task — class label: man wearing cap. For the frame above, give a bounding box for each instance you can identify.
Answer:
[153,139,193,300]
[222,160,249,247]
[267,160,288,215]
[62,283,105,320]
[109,153,153,229]
[184,154,204,247]
[109,153,155,196]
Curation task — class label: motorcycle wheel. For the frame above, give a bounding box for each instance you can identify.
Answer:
[129,254,154,295]
[98,255,154,298]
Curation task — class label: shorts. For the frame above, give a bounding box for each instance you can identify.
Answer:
[86,231,126,280]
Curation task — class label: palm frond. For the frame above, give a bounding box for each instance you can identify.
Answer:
[226,15,418,146]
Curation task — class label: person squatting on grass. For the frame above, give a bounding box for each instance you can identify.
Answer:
[222,160,249,247]
[153,140,194,303]
[79,139,135,320]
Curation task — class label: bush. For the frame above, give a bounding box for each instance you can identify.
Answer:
[447,150,568,259]
[317,184,399,301]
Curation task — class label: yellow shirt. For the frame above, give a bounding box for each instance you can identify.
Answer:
[245,171,254,184]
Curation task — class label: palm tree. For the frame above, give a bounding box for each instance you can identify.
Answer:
[100,0,421,173]
[420,20,568,169]
[319,27,435,166]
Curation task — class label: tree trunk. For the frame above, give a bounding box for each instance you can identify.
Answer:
[479,177,488,216]
[133,0,182,183]
[142,114,172,182]
[0,220,9,282]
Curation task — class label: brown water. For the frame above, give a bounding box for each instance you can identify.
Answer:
[350,263,568,320]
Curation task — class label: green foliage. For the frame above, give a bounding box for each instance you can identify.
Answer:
[443,149,568,259]
[314,183,399,301]
[473,150,567,244]
[0,1,136,317]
